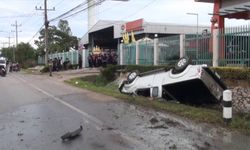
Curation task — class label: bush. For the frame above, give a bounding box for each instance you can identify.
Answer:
[211,67,250,81]
[79,75,108,86]
[69,64,79,70]
[100,65,119,82]
[40,65,49,73]
[21,59,37,69]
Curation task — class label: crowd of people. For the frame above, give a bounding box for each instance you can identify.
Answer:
[48,50,118,72]
[87,51,118,68]
[48,57,72,72]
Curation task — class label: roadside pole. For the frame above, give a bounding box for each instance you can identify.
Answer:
[213,28,219,67]
[36,0,55,65]
[223,90,232,124]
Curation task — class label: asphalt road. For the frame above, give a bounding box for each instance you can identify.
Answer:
[0,72,250,150]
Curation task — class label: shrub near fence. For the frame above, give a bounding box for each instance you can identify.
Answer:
[212,67,250,81]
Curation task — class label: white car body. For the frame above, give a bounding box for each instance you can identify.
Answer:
[0,57,7,69]
[120,64,227,104]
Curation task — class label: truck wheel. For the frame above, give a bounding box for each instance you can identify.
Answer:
[172,57,191,74]
[127,70,139,83]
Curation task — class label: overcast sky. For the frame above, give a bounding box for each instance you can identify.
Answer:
[0,0,249,48]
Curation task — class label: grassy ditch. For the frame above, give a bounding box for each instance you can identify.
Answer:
[66,75,250,133]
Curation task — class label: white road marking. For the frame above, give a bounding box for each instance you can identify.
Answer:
[30,82,103,130]
[13,74,144,147]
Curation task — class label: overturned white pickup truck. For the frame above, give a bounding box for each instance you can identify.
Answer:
[119,57,227,105]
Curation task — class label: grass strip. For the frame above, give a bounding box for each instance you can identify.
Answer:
[65,76,250,133]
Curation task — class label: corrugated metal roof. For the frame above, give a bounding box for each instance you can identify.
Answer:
[79,20,210,45]
[219,1,250,16]
[80,20,125,45]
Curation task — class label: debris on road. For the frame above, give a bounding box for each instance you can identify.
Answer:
[113,114,119,119]
[193,141,211,150]
[149,117,159,124]
[169,144,177,150]
[17,132,24,136]
[61,125,83,141]
[160,118,183,128]
[148,124,169,129]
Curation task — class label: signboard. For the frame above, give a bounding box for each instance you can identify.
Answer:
[122,19,144,32]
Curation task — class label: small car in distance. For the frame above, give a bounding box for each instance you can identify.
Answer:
[0,57,7,77]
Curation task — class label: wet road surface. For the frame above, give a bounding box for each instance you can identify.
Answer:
[0,72,250,150]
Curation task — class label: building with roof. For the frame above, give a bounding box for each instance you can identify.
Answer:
[79,19,210,52]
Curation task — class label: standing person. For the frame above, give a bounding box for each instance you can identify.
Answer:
[88,54,93,68]
[78,54,82,69]
[102,53,107,68]
[57,57,62,71]
[48,59,53,77]
[97,54,102,67]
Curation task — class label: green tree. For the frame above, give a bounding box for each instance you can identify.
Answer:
[34,20,78,54]
[16,42,36,68]
[0,47,15,61]
[0,43,37,68]
[58,19,72,35]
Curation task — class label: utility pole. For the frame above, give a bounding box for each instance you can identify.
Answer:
[11,20,21,62]
[0,31,12,48]
[1,42,8,48]
[36,0,55,65]
[6,33,13,48]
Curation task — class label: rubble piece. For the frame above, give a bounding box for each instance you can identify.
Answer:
[148,124,169,129]
[17,133,24,136]
[149,117,159,124]
[61,125,83,141]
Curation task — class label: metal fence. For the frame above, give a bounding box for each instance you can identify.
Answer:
[38,50,83,65]
[122,43,136,65]
[38,26,250,68]
[158,35,180,65]
[219,25,250,67]
[184,25,250,67]
[138,40,154,65]
[185,34,213,65]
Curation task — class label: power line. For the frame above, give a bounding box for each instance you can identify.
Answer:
[49,0,107,22]
[0,13,43,19]
[61,0,106,20]
[80,0,158,34]
[28,25,44,44]
[122,0,158,20]
[11,20,22,61]
[49,0,89,22]
[53,0,65,8]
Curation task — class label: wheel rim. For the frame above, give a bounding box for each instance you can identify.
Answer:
[128,72,137,80]
[177,58,187,67]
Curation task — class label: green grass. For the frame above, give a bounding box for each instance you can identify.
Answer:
[65,75,250,133]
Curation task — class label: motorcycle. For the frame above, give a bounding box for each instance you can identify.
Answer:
[0,66,6,77]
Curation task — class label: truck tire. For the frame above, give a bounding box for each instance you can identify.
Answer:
[127,70,139,84]
[172,57,191,74]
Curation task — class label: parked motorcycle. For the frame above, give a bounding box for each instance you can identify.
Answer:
[0,67,6,77]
